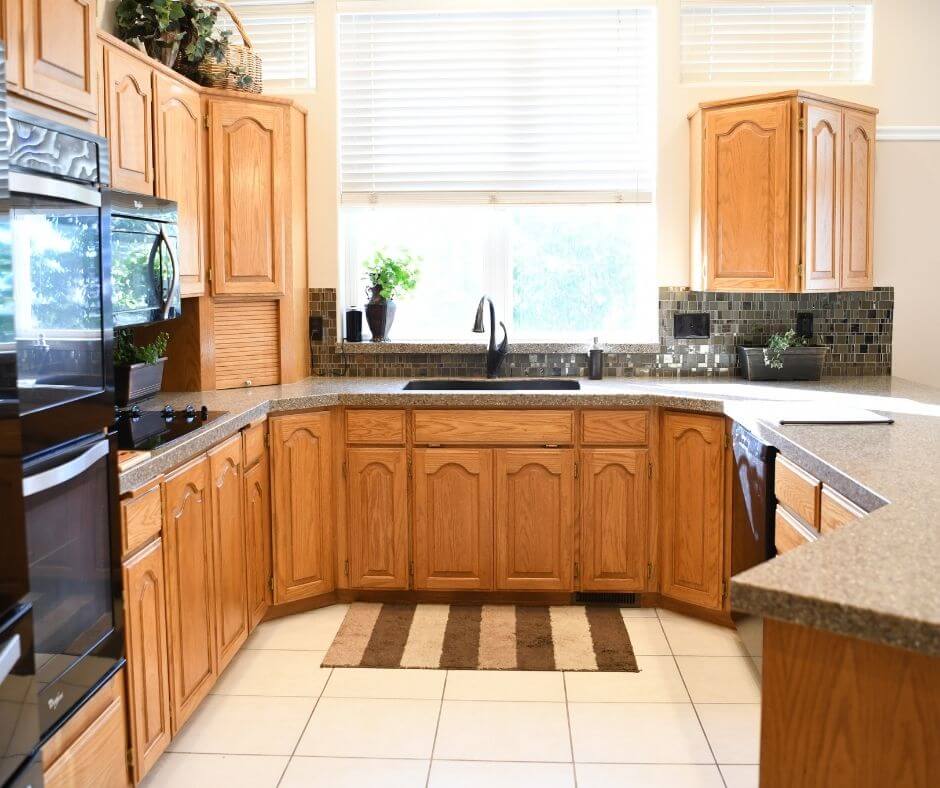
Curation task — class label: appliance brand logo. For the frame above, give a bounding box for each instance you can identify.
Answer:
[133,200,143,209]
[47,691,65,711]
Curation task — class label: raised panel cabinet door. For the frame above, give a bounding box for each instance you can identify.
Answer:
[21,0,97,116]
[580,448,650,592]
[207,99,288,296]
[413,448,493,591]
[494,449,574,591]
[208,435,249,673]
[703,100,791,291]
[346,448,409,589]
[155,73,206,296]
[122,539,171,784]
[660,413,725,610]
[803,102,844,291]
[2,0,22,88]
[841,110,876,290]
[162,455,217,734]
[104,45,154,194]
[270,412,334,603]
[244,454,272,630]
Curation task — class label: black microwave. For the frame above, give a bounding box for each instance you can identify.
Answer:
[107,190,181,328]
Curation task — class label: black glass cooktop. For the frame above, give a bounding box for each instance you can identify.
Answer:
[114,404,227,451]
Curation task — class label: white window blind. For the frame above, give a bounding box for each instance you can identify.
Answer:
[218,0,316,90]
[680,1,873,84]
[338,6,656,204]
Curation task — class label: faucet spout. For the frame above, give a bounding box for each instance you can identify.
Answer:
[472,296,510,378]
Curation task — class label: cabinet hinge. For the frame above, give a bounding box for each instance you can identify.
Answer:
[544,443,559,448]
[267,576,274,592]
[799,117,806,132]
[721,578,728,602]
[573,562,580,580]
[204,114,209,130]
[573,461,579,479]
[263,432,269,448]
[647,562,653,580]
[409,560,415,578]
[344,559,349,577]
[342,459,347,478]
[207,267,213,283]
[647,461,653,479]
[126,748,135,770]
[407,458,413,479]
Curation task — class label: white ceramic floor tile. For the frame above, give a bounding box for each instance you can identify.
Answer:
[563,657,689,703]
[659,616,747,657]
[141,753,288,788]
[576,763,725,787]
[429,760,575,788]
[434,700,571,762]
[696,704,762,764]
[719,764,761,788]
[324,668,445,700]
[625,620,672,655]
[244,604,349,651]
[619,607,659,618]
[568,702,713,764]
[280,757,429,787]
[167,695,315,756]
[444,670,565,702]
[212,649,331,697]
[676,657,761,703]
[295,697,440,759]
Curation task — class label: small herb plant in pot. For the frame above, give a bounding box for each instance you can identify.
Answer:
[738,329,828,381]
[363,251,419,341]
[114,329,170,406]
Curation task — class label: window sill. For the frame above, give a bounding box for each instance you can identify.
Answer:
[334,341,660,355]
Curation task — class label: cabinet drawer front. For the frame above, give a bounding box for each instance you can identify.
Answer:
[820,486,866,535]
[414,410,573,445]
[346,410,406,445]
[774,455,820,529]
[121,483,162,557]
[242,420,266,468]
[581,410,649,445]
[774,506,816,555]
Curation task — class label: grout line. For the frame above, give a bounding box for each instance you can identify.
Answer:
[274,667,332,788]
[425,670,449,787]
[562,672,578,788]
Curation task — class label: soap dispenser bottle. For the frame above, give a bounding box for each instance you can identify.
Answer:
[589,337,604,380]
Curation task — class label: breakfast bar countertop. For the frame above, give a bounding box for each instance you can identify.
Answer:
[119,374,940,658]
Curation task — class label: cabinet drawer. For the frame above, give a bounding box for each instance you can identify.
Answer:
[820,486,866,535]
[581,410,649,445]
[774,455,821,529]
[121,482,163,557]
[346,410,406,445]
[413,410,573,445]
[775,506,816,555]
[242,420,267,468]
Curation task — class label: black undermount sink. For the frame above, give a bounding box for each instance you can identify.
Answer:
[403,379,581,391]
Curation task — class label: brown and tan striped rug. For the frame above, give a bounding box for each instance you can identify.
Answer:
[322,603,638,672]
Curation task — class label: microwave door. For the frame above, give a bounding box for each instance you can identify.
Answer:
[157,227,179,321]
[111,228,164,327]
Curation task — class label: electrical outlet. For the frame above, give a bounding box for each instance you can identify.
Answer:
[309,315,324,343]
[796,312,814,339]
[674,313,710,339]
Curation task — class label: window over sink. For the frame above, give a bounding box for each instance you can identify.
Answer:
[338,4,658,343]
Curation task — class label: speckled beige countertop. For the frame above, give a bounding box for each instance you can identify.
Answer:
[122,375,940,657]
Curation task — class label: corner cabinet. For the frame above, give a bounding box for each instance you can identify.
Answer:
[659,412,726,611]
[270,412,334,603]
[691,90,877,293]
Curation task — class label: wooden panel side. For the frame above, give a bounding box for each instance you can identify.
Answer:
[841,110,876,290]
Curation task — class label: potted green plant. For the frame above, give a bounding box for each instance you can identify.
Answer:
[114,328,170,405]
[738,330,828,381]
[363,251,419,341]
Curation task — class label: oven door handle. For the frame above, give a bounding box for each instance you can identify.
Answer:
[0,634,22,685]
[22,439,109,497]
[158,226,179,320]
[9,171,101,207]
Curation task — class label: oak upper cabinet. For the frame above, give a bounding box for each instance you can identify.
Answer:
[18,0,98,118]
[659,413,725,611]
[495,449,574,591]
[104,44,154,194]
[208,435,249,673]
[243,421,272,630]
[122,539,171,783]
[270,412,334,603]
[206,98,288,296]
[413,448,493,591]
[346,447,409,589]
[155,73,206,296]
[580,449,650,592]
[162,454,217,733]
[691,90,877,293]
[2,0,22,89]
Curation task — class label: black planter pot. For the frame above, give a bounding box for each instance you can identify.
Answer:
[115,358,167,406]
[365,290,396,342]
[737,346,827,381]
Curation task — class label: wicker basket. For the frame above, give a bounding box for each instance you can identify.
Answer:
[198,1,263,94]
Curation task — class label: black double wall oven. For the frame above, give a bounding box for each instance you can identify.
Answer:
[2,107,125,761]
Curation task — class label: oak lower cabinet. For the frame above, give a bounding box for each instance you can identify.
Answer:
[270,412,334,603]
[494,449,575,591]
[413,448,493,591]
[208,435,250,673]
[580,448,650,592]
[122,539,171,783]
[162,454,218,733]
[243,421,272,630]
[345,447,410,589]
[659,412,726,611]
